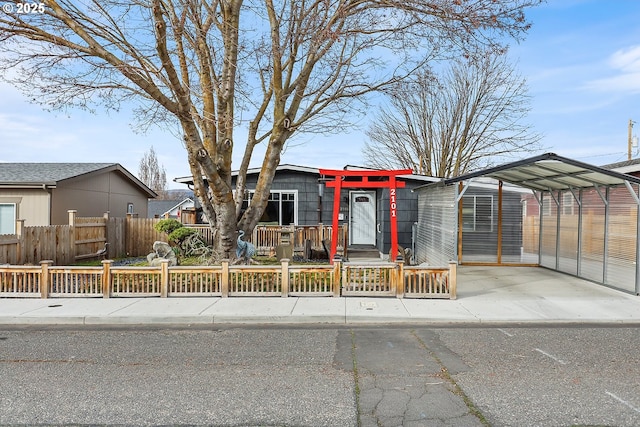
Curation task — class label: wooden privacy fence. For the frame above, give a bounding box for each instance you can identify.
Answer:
[0,260,456,299]
[0,213,168,265]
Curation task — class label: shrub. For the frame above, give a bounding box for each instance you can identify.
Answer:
[154,218,184,235]
[168,226,197,244]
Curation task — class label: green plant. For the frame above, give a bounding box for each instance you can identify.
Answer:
[168,226,197,244]
[154,218,184,235]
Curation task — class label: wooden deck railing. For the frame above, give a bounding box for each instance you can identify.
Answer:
[186,224,348,257]
[0,260,456,299]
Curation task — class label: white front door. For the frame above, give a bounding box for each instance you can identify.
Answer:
[350,191,376,245]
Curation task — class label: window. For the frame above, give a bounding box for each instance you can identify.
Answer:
[462,195,493,232]
[562,192,575,215]
[243,190,297,225]
[542,194,552,216]
[127,203,134,214]
[0,203,16,235]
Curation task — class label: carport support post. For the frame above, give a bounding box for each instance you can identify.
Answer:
[636,196,640,295]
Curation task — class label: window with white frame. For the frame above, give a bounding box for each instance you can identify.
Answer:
[243,190,298,225]
[0,203,16,235]
[462,195,493,232]
[542,194,553,216]
[562,192,575,215]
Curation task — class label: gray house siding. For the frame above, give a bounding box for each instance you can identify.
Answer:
[234,171,333,225]
[460,186,523,259]
[376,184,421,256]
[232,168,423,255]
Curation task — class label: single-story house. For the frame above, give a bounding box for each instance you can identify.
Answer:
[148,198,195,219]
[0,163,156,234]
[413,153,640,295]
[174,164,438,258]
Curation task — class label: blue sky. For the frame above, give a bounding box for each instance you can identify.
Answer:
[1,0,640,189]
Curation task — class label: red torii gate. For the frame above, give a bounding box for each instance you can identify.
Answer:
[319,168,413,262]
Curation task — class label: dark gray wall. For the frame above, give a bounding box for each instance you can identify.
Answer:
[236,170,422,253]
[376,183,421,256]
[461,186,523,256]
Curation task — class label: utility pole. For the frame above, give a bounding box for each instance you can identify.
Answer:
[629,119,636,160]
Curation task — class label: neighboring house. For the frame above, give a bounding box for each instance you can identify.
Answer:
[601,158,640,177]
[0,163,156,234]
[148,198,195,219]
[174,164,438,257]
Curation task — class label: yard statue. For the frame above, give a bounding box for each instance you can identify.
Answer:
[236,230,256,264]
[147,241,178,267]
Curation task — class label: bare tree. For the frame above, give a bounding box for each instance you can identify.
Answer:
[139,146,168,199]
[0,0,542,257]
[364,54,542,177]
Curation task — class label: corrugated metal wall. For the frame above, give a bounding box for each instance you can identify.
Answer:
[416,180,640,294]
[580,188,605,283]
[604,186,638,293]
[415,185,457,266]
[539,185,639,294]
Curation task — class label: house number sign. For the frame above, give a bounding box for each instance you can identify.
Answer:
[390,188,397,218]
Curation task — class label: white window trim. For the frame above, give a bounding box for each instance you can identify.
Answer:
[463,195,494,232]
[562,192,575,215]
[0,203,17,235]
[245,190,299,225]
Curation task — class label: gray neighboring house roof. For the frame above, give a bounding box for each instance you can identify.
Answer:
[601,158,640,175]
[0,163,156,197]
[148,198,195,218]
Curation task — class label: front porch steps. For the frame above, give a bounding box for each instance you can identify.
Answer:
[347,245,381,259]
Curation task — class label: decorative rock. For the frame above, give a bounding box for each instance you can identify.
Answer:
[147,241,178,266]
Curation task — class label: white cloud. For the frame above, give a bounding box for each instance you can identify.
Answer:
[584,45,640,93]
[609,45,640,72]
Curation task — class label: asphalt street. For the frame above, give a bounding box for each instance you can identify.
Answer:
[1,325,639,426]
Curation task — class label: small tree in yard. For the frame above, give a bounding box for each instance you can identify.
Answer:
[154,219,212,260]
[0,0,542,259]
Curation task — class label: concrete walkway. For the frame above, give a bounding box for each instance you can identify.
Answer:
[1,266,639,326]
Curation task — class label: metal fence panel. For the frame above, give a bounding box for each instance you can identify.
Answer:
[558,191,578,275]
[415,185,457,266]
[540,192,558,269]
[580,188,605,283]
[605,186,637,293]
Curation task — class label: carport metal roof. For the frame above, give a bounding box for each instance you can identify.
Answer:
[431,153,640,192]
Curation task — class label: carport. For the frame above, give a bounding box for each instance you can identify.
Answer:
[413,153,640,295]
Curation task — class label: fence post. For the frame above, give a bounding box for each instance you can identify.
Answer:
[102,260,112,298]
[395,257,405,299]
[39,260,52,299]
[16,219,24,264]
[281,258,289,297]
[160,259,169,298]
[221,259,229,297]
[68,210,77,226]
[332,255,342,297]
[449,261,457,300]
